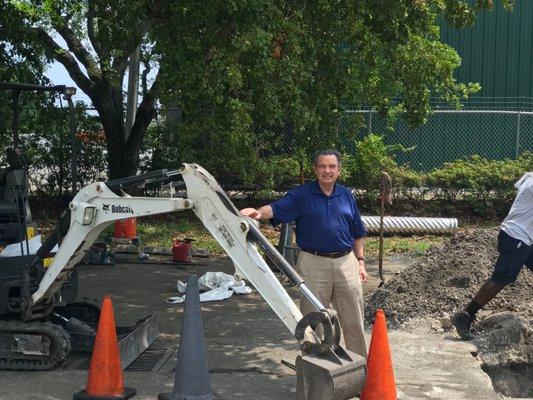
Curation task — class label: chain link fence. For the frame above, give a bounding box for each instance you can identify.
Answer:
[23,98,532,175]
[338,98,533,171]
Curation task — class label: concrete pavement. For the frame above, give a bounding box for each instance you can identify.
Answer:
[0,256,510,399]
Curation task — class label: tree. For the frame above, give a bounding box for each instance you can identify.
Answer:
[151,0,514,184]
[1,0,511,182]
[2,0,158,179]
[0,1,51,149]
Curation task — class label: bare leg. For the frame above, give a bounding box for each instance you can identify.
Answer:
[472,280,505,308]
[452,279,506,340]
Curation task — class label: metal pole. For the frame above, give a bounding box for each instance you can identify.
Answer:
[125,46,141,141]
[378,172,391,287]
[378,189,385,285]
[516,110,521,158]
[12,90,20,148]
[66,95,77,194]
[299,284,326,312]
[368,109,372,135]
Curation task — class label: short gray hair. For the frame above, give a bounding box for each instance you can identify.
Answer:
[312,149,342,166]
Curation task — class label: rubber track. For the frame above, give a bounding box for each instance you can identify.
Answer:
[0,320,71,370]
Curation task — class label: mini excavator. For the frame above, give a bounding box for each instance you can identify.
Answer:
[0,164,366,399]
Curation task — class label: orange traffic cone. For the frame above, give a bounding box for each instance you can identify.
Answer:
[73,296,136,400]
[360,309,397,400]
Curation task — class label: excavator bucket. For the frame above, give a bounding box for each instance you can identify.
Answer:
[295,349,366,400]
[292,310,366,400]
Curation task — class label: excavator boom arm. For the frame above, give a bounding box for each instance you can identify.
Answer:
[31,182,193,304]
[32,164,304,334]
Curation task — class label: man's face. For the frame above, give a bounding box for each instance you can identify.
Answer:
[313,154,340,185]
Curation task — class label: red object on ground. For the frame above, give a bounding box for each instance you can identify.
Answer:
[173,239,192,263]
[114,218,137,239]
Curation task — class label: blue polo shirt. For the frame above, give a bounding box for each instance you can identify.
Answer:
[270,181,366,253]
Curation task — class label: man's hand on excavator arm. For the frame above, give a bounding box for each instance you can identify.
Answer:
[240,205,273,221]
[240,208,261,220]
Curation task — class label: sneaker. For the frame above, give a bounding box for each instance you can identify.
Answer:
[451,311,476,340]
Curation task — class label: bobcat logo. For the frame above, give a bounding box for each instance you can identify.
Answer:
[102,204,110,213]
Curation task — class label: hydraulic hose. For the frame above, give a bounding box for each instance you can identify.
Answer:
[213,188,325,312]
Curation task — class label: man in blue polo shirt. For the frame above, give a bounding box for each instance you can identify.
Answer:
[241,150,368,358]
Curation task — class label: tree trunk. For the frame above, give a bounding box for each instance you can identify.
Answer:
[90,85,154,180]
[107,128,140,179]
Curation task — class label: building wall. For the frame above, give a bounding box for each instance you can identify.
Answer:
[440,1,533,99]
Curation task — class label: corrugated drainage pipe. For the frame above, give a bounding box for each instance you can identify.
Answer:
[361,216,458,235]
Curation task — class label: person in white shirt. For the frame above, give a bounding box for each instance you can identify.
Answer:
[451,172,533,340]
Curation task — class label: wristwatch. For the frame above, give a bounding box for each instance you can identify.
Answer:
[357,256,365,262]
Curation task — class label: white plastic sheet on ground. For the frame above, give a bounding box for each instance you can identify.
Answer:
[167,272,253,304]
[0,235,58,257]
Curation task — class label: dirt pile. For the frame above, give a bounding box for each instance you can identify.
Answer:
[364,228,533,397]
[364,229,533,329]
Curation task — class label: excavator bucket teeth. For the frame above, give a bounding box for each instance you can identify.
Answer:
[295,349,366,400]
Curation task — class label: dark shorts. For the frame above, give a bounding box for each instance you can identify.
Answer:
[491,230,533,285]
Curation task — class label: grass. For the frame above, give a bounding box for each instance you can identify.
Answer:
[37,210,445,258]
[137,216,224,254]
[364,235,443,257]
[134,214,445,259]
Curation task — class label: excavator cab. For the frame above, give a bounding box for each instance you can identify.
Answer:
[0,82,78,247]
[0,83,113,371]
[0,147,35,246]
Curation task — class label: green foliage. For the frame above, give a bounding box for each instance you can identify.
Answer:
[1,0,514,189]
[136,215,444,258]
[364,235,444,257]
[2,0,158,179]
[2,0,510,181]
[145,120,302,190]
[425,153,532,207]
[137,213,224,253]
[33,123,107,196]
[343,134,413,191]
[1,99,108,197]
[0,1,50,147]
[338,134,531,218]
[149,0,502,179]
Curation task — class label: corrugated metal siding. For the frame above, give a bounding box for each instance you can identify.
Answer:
[440,1,533,99]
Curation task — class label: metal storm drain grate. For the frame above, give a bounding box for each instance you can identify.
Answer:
[125,347,173,372]
[75,340,176,373]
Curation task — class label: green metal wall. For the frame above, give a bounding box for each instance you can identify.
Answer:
[440,1,533,99]
[366,2,533,172]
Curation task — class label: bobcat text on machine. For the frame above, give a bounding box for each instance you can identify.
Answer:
[1,164,366,400]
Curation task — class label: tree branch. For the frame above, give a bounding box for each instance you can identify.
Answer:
[34,27,94,95]
[112,21,148,76]
[140,51,151,96]
[50,18,101,82]
[87,1,103,59]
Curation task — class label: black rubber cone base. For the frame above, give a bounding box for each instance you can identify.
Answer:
[73,387,137,400]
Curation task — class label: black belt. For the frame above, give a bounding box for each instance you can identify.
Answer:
[303,249,352,258]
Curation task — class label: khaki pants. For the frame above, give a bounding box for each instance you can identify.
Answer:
[296,251,368,359]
